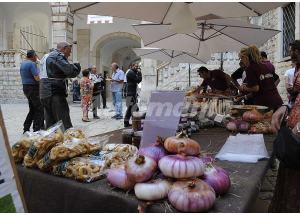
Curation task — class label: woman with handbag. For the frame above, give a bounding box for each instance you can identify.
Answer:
[269,40,300,212]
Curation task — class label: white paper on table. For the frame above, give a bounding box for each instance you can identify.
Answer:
[215,133,269,163]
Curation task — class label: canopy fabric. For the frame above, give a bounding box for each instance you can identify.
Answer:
[132,18,280,55]
[132,48,208,65]
[69,2,287,23]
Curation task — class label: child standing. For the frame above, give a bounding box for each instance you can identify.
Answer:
[80,69,94,122]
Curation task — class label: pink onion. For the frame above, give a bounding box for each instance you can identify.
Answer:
[107,168,135,190]
[238,121,250,132]
[168,179,215,212]
[125,155,157,183]
[134,179,171,201]
[159,155,205,178]
[138,142,167,163]
[226,121,237,131]
[202,165,231,196]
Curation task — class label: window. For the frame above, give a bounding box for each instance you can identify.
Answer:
[282,2,295,58]
[87,15,113,24]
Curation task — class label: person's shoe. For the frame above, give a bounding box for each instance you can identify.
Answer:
[109,109,115,112]
[103,106,108,109]
[82,118,91,122]
[124,122,132,127]
[93,115,100,119]
[111,114,118,119]
[115,115,123,120]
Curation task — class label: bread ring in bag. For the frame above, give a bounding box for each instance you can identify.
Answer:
[78,166,92,180]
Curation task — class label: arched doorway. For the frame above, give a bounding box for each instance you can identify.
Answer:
[91,32,141,101]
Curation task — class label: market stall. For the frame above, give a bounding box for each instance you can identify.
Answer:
[16,127,275,213]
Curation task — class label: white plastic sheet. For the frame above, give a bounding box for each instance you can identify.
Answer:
[216,133,269,163]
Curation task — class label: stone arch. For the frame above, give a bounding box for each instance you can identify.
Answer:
[91,32,141,71]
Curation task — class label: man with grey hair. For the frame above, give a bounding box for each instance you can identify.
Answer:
[40,41,81,130]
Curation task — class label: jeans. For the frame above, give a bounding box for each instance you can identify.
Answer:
[23,85,44,132]
[112,91,123,116]
[41,94,72,130]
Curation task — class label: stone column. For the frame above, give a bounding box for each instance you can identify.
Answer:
[139,59,157,106]
[50,2,74,56]
[77,29,90,69]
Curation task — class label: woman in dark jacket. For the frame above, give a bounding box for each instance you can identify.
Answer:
[238,45,283,111]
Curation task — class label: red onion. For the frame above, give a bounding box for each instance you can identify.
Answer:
[138,142,167,163]
[168,179,215,212]
[125,155,157,183]
[159,155,205,178]
[134,179,171,201]
[107,168,135,190]
[202,165,231,196]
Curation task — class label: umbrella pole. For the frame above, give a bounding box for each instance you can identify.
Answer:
[220,52,224,71]
[188,63,191,87]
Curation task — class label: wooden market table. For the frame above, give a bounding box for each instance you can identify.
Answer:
[16,128,275,213]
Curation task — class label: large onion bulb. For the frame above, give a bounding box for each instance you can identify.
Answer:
[168,179,216,212]
[134,179,171,201]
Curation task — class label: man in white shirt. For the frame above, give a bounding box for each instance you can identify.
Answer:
[285,62,296,101]
[109,62,125,120]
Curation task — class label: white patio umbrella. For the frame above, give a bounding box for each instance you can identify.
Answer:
[70,2,287,24]
[132,48,208,66]
[132,18,281,56]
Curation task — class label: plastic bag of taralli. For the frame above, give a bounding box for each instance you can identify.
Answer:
[12,131,44,163]
[95,143,138,169]
[23,121,64,168]
[52,155,106,182]
[37,137,101,171]
[64,127,86,141]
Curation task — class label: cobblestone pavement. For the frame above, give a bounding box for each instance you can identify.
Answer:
[1,102,277,212]
[1,102,146,146]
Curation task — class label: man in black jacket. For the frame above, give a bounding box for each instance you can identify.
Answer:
[124,63,142,127]
[40,42,81,130]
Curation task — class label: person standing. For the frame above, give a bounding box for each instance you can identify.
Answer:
[20,50,44,133]
[285,62,296,101]
[269,40,300,212]
[239,46,283,111]
[109,62,124,120]
[261,51,280,86]
[80,69,94,122]
[89,65,106,119]
[124,63,142,127]
[40,42,81,130]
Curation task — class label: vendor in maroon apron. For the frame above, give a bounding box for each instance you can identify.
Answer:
[238,46,283,111]
[196,66,237,95]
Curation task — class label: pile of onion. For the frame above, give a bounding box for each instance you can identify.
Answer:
[202,164,231,196]
[168,179,216,212]
[125,155,157,183]
[242,109,264,123]
[138,139,167,163]
[163,132,200,156]
[226,120,249,132]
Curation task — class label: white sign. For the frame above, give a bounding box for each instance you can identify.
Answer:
[0,128,24,212]
[214,114,225,123]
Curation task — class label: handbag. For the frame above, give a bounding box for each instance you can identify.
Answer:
[274,108,300,170]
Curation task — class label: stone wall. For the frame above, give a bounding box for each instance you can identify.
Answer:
[0,68,25,103]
